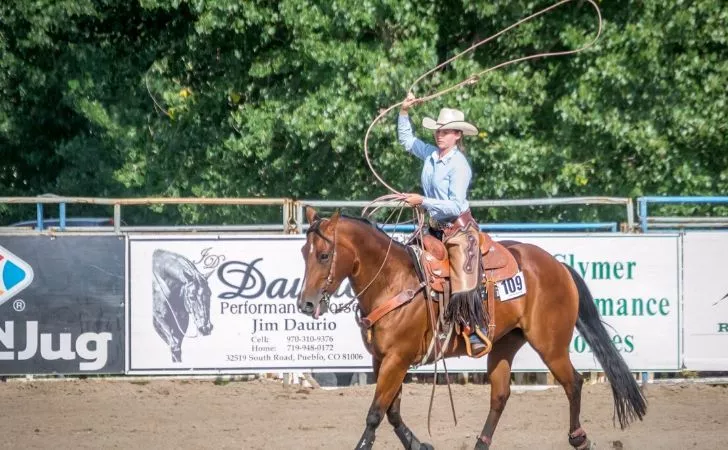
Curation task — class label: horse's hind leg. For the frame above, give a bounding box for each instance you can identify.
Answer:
[355,356,411,450]
[474,330,526,450]
[547,354,591,449]
[529,337,592,449]
[387,385,433,450]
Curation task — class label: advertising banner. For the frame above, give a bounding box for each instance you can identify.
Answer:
[416,234,681,372]
[127,236,369,374]
[0,236,125,374]
[683,232,728,370]
[128,233,680,374]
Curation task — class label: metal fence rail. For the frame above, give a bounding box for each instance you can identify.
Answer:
[0,195,635,233]
[382,222,619,233]
[638,196,728,232]
[11,195,728,234]
[299,197,633,232]
[0,196,294,233]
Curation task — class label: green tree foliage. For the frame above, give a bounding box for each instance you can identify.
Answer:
[0,0,726,224]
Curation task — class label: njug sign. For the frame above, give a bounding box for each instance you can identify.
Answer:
[0,245,34,307]
[0,236,125,374]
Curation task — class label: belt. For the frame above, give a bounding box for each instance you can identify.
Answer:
[429,210,476,231]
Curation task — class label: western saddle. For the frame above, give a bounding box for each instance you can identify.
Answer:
[357,231,520,361]
[421,232,519,291]
[418,231,520,358]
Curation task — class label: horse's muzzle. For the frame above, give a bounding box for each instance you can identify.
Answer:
[199,323,213,336]
[298,296,328,319]
[300,301,315,315]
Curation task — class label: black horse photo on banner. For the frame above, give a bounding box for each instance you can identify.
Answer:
[152,249,214,362]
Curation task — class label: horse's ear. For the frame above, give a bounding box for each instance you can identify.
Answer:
[305,206,319,224]
[204,270,214,280]
[329,210,341,226]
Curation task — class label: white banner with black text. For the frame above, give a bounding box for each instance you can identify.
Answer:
[683,232,728,370]
[126,234,680,374]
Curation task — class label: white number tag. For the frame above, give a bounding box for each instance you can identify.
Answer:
[495,271,527,301]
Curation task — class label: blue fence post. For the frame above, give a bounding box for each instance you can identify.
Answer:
[639,198,648,232]
[59,202,66,231]
[36,203,44,231]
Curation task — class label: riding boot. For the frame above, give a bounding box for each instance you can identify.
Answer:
[468,281,491,354]
[467,324,491,356]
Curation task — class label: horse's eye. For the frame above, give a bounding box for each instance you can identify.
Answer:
[318,253,330,263]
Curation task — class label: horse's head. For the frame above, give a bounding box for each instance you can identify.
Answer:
[297,207,355,319]
[181,270,214,335]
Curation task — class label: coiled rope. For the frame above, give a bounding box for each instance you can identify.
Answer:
[363,0,603,195]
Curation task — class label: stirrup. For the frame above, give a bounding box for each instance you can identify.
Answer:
[463,327,492,358]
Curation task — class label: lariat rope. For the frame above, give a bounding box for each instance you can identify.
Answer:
[363,0,603,195]
[351,0,603,432]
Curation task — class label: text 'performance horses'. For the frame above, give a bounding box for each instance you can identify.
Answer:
[297,208,646,450]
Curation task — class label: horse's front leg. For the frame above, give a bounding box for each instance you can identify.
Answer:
[355,355,410,449]
[153,315,182,362]
[387,385,434,450]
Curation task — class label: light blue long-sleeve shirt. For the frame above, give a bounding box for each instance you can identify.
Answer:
[397,114,472,222]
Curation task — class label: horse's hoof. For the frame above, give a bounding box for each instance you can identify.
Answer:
[420,443,434,450]
[474,439,489,450]
[576,439,595,450]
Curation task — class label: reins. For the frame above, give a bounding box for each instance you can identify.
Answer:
[324,198,412,315]
[153,270,199,338]
[363,197,459,434]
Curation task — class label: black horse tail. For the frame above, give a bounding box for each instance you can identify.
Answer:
[564,263,647,429]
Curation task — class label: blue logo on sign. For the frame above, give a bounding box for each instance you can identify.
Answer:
[0,245,34,307]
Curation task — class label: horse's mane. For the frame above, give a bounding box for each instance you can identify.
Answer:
[342,214,407,249]
[308,214,406,249]
[342,214,377,228]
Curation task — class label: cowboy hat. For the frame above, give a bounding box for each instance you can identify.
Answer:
[422,108,478,136]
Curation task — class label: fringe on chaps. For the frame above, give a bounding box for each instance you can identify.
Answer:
[444,287,487,330]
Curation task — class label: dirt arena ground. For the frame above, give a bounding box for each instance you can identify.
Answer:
[0,378,725,449]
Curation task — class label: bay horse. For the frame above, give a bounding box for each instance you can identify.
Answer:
[297,207,646,449]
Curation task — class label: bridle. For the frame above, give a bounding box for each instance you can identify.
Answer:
[153,270,200,338]
[306,217,339,313]
[306,210,407,316]
[320,219,338,312]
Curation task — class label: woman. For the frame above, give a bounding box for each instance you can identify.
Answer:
[397,93,488,356]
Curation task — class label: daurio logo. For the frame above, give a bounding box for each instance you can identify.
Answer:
[0,245,34,307]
